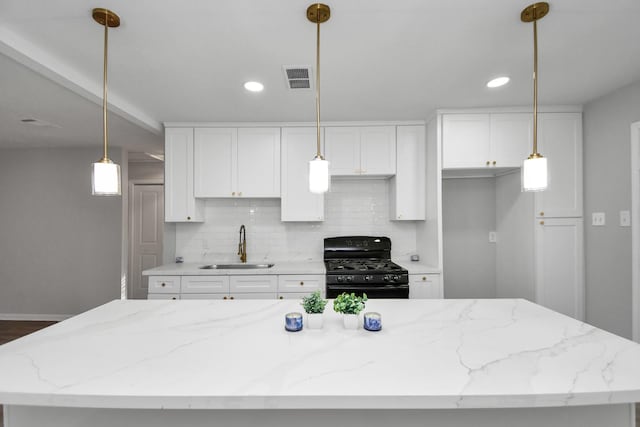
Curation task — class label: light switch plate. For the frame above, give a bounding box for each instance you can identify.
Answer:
[620,210,631,227]
[592,212,606,226]
[489,231,497,243]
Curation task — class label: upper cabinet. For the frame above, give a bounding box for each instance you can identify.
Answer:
[390,125,426,220]
[442,113,531,169]
[535,113,583,218]
[281,127,325,222]
[164,128,203,222]
[194,127,281,198]
[325,126,396,176]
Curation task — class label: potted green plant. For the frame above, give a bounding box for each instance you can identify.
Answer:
[301,290,328,329]
[333,292,368,329]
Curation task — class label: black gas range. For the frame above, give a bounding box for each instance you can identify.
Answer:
[324,236,409,299]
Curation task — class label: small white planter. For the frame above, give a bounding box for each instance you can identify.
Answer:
[343,313,359,329]
[306,313,324,329]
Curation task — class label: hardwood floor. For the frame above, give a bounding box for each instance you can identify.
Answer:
[0,320,639,426]
[0,320,56,427]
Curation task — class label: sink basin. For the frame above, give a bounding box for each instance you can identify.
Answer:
[199,263,275,270]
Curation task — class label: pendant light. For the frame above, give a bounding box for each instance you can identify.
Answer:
[91,8,121,196]
[521,2,549,192]
[307,3,331,194]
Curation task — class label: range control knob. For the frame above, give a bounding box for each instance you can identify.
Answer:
[346,276,353,282]
[364,275,373,281]
[337,276,344,282]
[383,275,390,282]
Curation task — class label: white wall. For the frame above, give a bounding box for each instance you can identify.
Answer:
[442,178,497,298]
[583,79,640,338]
[175,179,420,263]
[0,147,124,318]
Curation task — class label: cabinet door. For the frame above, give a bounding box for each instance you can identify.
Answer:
[237,128,281,197]
[181,276,230,294]
[391,125,426,220]
[409,274,442,299]
[281,127,324,221]
[164,128,203,222]
[535,113,583,217]
[325,127,361,175]
[278,275,324,293]
[490,113,532,168]
[360,126,396,175]
[194,128,237,197]
[229,275,278,293]
[148,276,181,294]
[441,114,491,168]
[535,217,585,320]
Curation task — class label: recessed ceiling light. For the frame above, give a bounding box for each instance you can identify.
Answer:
[244,81,264,92]
[487,76,510,88]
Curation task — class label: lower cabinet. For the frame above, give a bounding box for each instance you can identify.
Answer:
[535,217,585,320]
[409,274,442,299]
[147,274,323,300]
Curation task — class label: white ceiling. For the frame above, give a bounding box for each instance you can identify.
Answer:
[1,0,639,154]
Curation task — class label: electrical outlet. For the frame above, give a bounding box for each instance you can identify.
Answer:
[489,231,497,243]
[620,210,631,227]
[592,212,606,226]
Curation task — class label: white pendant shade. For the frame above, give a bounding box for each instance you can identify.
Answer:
[522,156,547,192]
[309,157,329,194]
[92,161,121,195]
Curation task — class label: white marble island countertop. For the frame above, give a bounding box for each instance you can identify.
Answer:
[1,299,640,410]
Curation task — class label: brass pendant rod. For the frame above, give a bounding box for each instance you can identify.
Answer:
[102,19,109,162]
[532,18,539,156]
[315,16,321,158]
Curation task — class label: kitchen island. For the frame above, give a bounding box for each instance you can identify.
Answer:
[1,299,639,426]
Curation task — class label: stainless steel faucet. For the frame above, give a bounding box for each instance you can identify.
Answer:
[238,225,247,263]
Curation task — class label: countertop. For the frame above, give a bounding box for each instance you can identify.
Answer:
[142,261,440,276]
[1,299,640,410]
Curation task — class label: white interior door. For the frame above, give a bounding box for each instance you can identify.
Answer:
[129,184,164,299]
[631,121,640,342]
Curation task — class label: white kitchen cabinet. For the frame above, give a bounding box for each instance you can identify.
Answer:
[181,276,230,294]
[194,127,281,198]
[280,127,324,221]
[164,128,204,222]
[390,125,426,220]
[442,113,531,169]
[325,126,396,176]
[230,275,278,294]
[147,293,179,300]
[277,275,324,294]
[409,274,442,299]
[148,276,181,294]
[535,217,585,320]
[535,113,583,218]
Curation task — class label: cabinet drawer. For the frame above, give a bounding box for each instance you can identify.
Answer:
[229,292,277,300]
[278,275,324,293]
[181,276,230,294]
[409,274,442,299]
[147,293,179,300]
[277,291,325,300]
[181,293,228,300]
[230,275,277,293]
[148,276,181,294]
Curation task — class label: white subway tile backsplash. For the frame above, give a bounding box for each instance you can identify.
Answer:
[175,179,418,263]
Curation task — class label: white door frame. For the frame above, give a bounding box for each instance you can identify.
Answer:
[631,121,640,342]
[128,179,164,300]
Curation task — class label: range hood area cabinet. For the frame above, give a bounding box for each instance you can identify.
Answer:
[164,128,204,222]
[193,127,281,198]
[442,113,532,170]
[390,125,426,220]
[280,127,325,222]
[324,126,396,176]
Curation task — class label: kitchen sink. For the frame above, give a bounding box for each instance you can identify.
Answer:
[199,263,275,270]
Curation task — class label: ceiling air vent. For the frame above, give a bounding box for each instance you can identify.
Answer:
[283,66,313,90]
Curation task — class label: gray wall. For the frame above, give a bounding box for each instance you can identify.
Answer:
[583,80,640,338]
[0,147,124,317]
[443,178,496,298]
[128,162,163,181]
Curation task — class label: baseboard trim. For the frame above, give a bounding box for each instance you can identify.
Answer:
[0,313,72,321]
